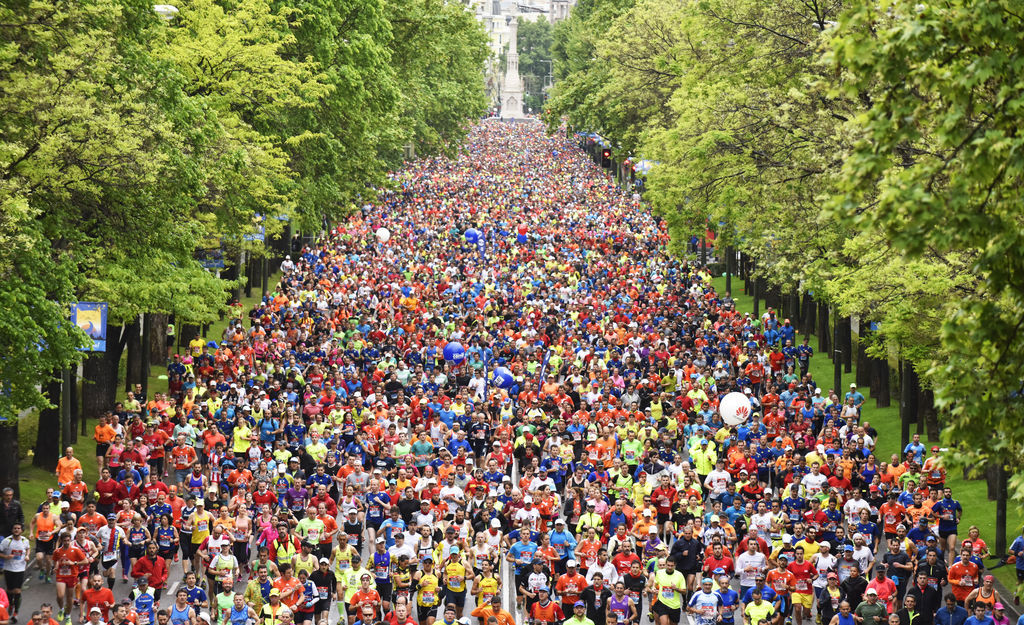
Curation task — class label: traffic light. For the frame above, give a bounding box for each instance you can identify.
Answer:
[601,148,611,168]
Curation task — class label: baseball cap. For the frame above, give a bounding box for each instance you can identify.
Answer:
[450,546,459,554]
[931,446,940,452]
[820,541,831,549]
[574,601,586,608]
[491,519,502,528]
[198,613,212,624]
[844,544,854,551]
[865,588,877,595]
[649,526,658,533]
[90,608,102,614]
[538,586,550,593]
[270,588,281,596]
[701,578,713,585]
[567,559,578,567]
[375,537,385,544]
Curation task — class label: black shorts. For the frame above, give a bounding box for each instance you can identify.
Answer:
[1016,569,1024,583]
[179,534,193,558]
[653,602,680,623]
[377,581,393,602]
[657,512,671,524]
[939,529,957,539]
[4,570,25,589]
[96,443,110,458]
[36,539,55,555]
[444,589,466,607]
[316,599,331,613]
[128,544,146,559]
[102,557,118,570]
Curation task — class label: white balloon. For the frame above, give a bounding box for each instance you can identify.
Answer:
[375,227,391,243]
[719,391,752,426]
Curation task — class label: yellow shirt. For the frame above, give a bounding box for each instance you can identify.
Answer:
[444,562,467,592]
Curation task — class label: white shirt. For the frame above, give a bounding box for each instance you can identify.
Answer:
[0,535,30,572]
[735,551,767,587]
[801,473,828,497]
[586,560,618,587]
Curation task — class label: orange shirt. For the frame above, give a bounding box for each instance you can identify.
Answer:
[947,560,979,602]
[53,545,87,579]
[34,512,57,541]
[879,503,907,534]
[56,456,82,485]
[94,424,117,444]
[765,568,796,595]
[273,575,303,608]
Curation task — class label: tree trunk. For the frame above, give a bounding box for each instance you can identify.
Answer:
[149,313,168,366]
[786,290,800,331]
[140,314,151,401]
[34,376,63,471]
[752,276,760,318]
[899,360,919,452]
[0,421,18,497]
[996,463,1008,557]
[818,301,830,355]
[180,324,200,351]
[856,334,872,389]
[244,255,254,298]
[765,284,781,311]
[841,317,853,373]
[725,246,733,295]
[69,367,79,444]
[870,355,891,407]
[919,388,939,440]
[832,308,842,397]
[125,316,141,392]
[801,293,815,336]
[82,324,127,424]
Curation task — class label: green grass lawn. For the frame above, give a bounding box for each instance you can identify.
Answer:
[712,275,1023,592]
[17,271,282,511]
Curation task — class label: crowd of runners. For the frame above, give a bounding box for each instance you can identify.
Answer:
[0,121,1014,625]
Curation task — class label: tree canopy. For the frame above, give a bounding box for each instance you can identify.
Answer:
[547,0,1024,499]
[0,0,487,420]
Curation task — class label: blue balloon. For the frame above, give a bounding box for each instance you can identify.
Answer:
[491,367,514,389]
[443,342,466,363]
[517,234,528,244]
[465,228,482,244]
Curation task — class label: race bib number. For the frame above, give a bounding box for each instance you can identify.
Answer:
[662,589,675,600]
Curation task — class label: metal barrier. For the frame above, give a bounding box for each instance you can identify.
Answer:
[502,457,521,623]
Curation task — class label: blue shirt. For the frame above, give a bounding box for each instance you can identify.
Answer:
[931,499,962,532]
[508,541,538,574]
[716,587,740,623]
[936,605,968,625]
[1010,536,1024,570]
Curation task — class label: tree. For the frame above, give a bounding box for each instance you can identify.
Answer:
[827,0,1024,504]
[515,17,553,112]
[384,0,490,160]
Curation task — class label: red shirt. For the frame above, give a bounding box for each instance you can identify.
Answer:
[95,478,121,506]
[53,545,87,579]
[351,589,382,616]
[703,554,735,576]
[83,587,116,619]
[787,560,816,595]
[651,487,676,514]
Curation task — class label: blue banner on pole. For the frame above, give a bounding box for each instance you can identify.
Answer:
[71,302,109,352]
